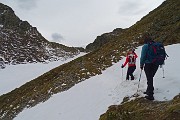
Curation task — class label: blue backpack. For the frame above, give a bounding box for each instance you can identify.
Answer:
[147,42,168,65]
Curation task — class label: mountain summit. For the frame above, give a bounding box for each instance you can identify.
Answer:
[0,3,79,65]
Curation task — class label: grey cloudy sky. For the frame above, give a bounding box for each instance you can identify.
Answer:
[0,0,165,47]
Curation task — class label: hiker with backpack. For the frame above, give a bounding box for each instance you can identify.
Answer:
[140,33,167,100]
[121,49,138,80]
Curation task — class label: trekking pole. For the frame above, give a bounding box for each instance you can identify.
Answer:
[122,67,123,81]
[162,65,165,78]
[137,69,143,93]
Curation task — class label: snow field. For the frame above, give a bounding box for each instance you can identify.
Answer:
[1,44,179,120]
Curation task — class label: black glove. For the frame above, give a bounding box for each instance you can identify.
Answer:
[121,64,124,68]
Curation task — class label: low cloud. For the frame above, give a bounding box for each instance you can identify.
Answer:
[118,1,146,15]
[16,0,38,10]
[51,33,64,43]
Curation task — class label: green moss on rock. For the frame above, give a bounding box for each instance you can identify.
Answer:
[100,94,180,120]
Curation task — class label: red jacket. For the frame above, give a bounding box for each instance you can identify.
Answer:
[123,52,138,67]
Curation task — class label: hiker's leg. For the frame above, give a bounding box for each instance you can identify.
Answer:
[152,64,159,77]
[144,63,154,96]
[129,66,136,80]
[126,67,130,80]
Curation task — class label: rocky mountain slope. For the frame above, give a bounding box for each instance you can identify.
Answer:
[0,3,79,65]
[86,28,126,52]
[0,0,179,119]
[86,0,180,52]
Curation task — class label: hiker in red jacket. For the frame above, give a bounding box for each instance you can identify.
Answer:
[121,49,138,80]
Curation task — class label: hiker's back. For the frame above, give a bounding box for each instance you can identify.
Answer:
[147,42,167,65]
[127,53,137,66]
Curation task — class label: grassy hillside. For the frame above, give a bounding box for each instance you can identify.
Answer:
[86,0,180,52]
[99,94,180,120]
[0,0,179,119]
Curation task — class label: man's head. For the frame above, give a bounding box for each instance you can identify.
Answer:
[143,32,152,44]
[131,48,135,52]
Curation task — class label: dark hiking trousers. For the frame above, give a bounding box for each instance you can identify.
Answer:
[144,63,159,96]
[126,66,136,80]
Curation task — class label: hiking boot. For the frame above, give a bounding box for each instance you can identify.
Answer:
[145,95,154,100]
[143,91,154,95]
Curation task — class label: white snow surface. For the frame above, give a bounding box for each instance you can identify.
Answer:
[1,44,180,120]
[0,53,86,96]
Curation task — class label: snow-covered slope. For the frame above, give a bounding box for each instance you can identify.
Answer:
[1,44,180,120]
[0,3,80,65]
[0,53,86,96]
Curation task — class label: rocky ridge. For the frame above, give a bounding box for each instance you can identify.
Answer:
[0,3,79,65]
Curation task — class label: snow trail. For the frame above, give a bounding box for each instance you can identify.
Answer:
[1,44,180,120]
